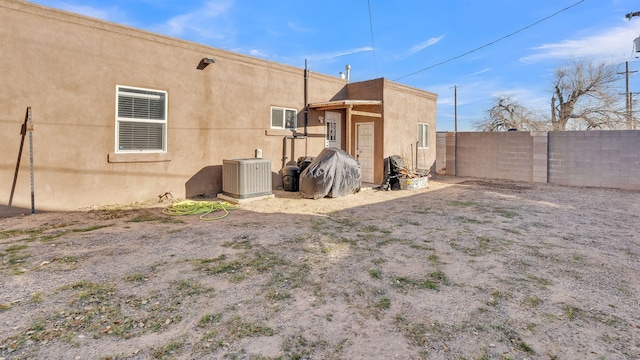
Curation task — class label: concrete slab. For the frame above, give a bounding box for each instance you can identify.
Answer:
[217,193,275,204]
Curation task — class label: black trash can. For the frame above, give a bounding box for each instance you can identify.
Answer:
[282,166,300,192]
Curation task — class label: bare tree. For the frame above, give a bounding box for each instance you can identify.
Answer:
[475,96,547,131]
[551,60,626,130]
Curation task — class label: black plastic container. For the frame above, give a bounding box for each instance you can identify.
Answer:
[282,166,300,192]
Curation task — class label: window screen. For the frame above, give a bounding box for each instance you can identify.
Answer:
[418,123,429,148]
[116,86,167,152]
[271,106,297,130]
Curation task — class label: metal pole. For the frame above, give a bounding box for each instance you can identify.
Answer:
[410,143,414,171]
[454,86,458,176]
[454,86,458,133]
[28,110,35,214]
[631,92,636,130]
[9,107,30,208]
[626,61,631,130]
[618,61,636,129]
[415,141,418,171]
[304,59,309,137]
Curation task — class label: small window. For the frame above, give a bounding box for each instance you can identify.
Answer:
[271,106,297,130]
[116,86,167,152]
[326,121,337,141]
[418,123,429,148]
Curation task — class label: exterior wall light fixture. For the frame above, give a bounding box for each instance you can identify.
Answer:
[197,58,216,70]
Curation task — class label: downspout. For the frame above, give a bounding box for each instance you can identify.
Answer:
[282,59,311,168]
[304,59,309,137]
[282,135,307,168]
[415,141,418,171]
[282,136,289,168]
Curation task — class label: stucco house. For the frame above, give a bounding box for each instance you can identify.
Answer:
[0,0,437,212]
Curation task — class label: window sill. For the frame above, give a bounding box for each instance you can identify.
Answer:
[107,152,172,163]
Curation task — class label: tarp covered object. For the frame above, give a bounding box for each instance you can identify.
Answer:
[381,155,404,191]
[299,147,361,199]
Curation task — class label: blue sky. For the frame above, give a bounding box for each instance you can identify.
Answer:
[27,0,640,131]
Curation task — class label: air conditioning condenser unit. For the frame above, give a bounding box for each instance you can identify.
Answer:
[222,158,272,199]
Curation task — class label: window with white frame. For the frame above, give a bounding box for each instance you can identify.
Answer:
[417,123,429,148]
[271,106,297,130]
[116,86,167,152]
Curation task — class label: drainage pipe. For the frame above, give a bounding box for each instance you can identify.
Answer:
[304,59,309,137]
[282,135,307,168]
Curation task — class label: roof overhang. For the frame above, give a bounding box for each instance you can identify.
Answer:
[308,100,382,117]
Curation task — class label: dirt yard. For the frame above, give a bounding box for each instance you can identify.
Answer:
[1,177,639,360]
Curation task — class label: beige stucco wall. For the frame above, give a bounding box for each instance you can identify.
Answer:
[343,79,438,184]
[0,0,438,211]
[382,81,438,179]
[344,79,385,183]
[0,0,342,210]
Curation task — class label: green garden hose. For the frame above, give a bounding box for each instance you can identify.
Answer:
[162,200,238,220]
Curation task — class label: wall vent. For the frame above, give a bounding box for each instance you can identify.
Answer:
[222,158,272,199]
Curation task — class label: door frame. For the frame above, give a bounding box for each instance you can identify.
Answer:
[324,111,342,149]
[356,122,375,183]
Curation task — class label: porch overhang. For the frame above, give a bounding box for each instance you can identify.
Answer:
[308,100,382,118]
[308,100,382,156]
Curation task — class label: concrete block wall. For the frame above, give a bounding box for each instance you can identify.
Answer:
[548,130,640,190]
[442,130,640,190]
[531,132,548,184]
[436,132,448,174]
[454,132,534,182]
[445,132,457,176]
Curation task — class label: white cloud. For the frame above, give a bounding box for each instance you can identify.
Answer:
[521,21,640,63]
[433,81,495,107]
[408,35,445,55]
[434,80,550,129]
[467,67,492,76]
[307,47,374,61]
[249,49,267,57]
[288,22,310,32]
[160,0,234,39]
[41,2,126,23]
[62,5,113,20]
[490,88,550,116]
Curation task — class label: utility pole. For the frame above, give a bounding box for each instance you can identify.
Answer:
[632,93,637,130]
[625,11,640,129]
[454,86,458,133]
[452,85,459,176]
[627,11,640,129]
[618,61,637,129]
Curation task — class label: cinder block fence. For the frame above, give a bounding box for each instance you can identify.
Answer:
[443,130,640,190]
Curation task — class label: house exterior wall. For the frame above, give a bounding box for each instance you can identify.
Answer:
[345,79,385,183]
[380,81,437,182]
[0,0,343,211]
[345,79,437,184]
[0,0,438,211]
[444,130,640,190]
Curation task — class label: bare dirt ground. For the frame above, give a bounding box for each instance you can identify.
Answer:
[1,176,639,360]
